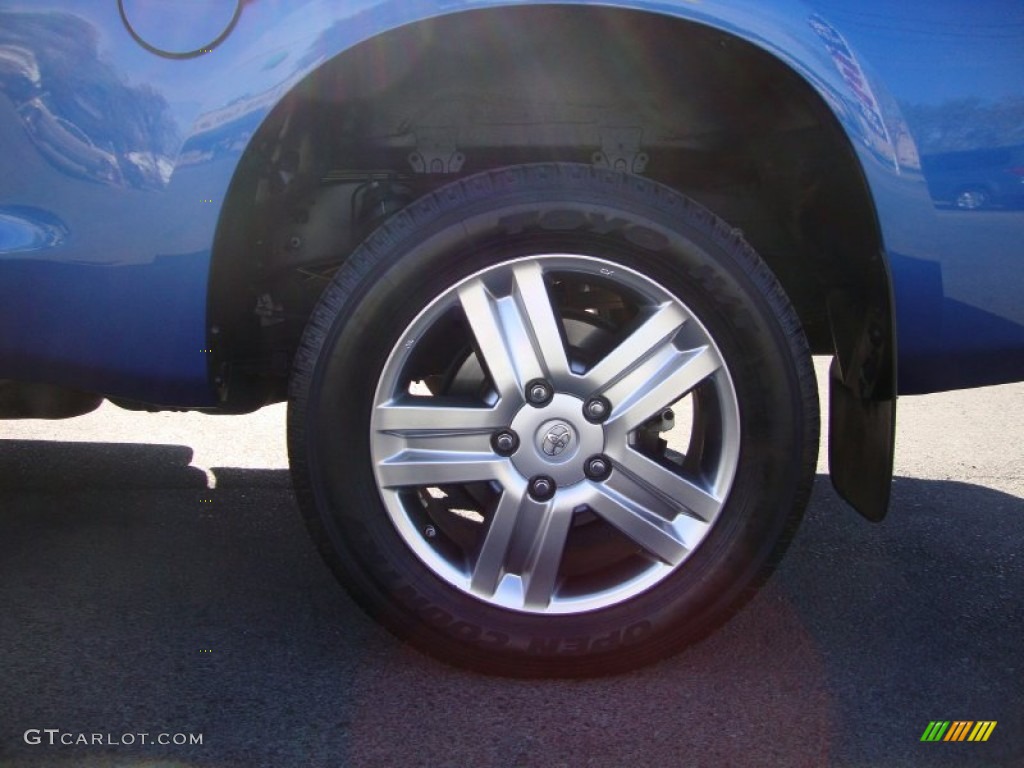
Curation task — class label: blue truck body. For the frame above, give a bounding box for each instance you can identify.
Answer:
[1,0,1021,401]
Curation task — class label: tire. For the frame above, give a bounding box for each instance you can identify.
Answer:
[288,164,818,676]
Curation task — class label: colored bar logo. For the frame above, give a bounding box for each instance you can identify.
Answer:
[921,721,997,742]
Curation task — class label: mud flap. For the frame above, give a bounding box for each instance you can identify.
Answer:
[828,357,895,521]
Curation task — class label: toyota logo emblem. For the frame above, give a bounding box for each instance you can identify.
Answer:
[541,424,573,457]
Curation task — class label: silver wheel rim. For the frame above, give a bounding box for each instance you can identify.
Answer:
[370,254,740,614]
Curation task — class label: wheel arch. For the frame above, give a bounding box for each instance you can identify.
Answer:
[207,3,896,518]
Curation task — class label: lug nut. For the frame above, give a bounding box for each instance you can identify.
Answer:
[491,429,519,456]
[584,396,611,423]
[584,455,612,481]
[528,475,557,501]
[526,379,553,407]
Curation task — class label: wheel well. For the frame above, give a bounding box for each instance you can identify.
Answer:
[209,5,891,414]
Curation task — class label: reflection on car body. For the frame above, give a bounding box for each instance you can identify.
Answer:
[18,98,123,185]
[922,144,1024,210]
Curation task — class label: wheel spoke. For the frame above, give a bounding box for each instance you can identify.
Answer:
[470,481,528,597]
[510,262,572,382]
[581,302,688,392]
[375,400,508,457]
[588,484,694,566]
[375,400,507,435]
[519,500,574,610]
[458,280,521,398]
[604,344,722,434]
[377,450,506,488]
[457,263,570,400]
[609,448,723,522]
[470,486,574,610]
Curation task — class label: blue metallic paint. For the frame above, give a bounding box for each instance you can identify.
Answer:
[0,0,1022,402]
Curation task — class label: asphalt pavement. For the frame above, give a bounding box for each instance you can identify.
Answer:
[0,360,1021,767]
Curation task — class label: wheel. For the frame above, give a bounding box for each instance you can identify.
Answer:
[288,164,818,676]
[955,186,991,210]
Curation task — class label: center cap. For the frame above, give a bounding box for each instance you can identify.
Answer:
[509,393,605,486]
[539,421,575,458]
